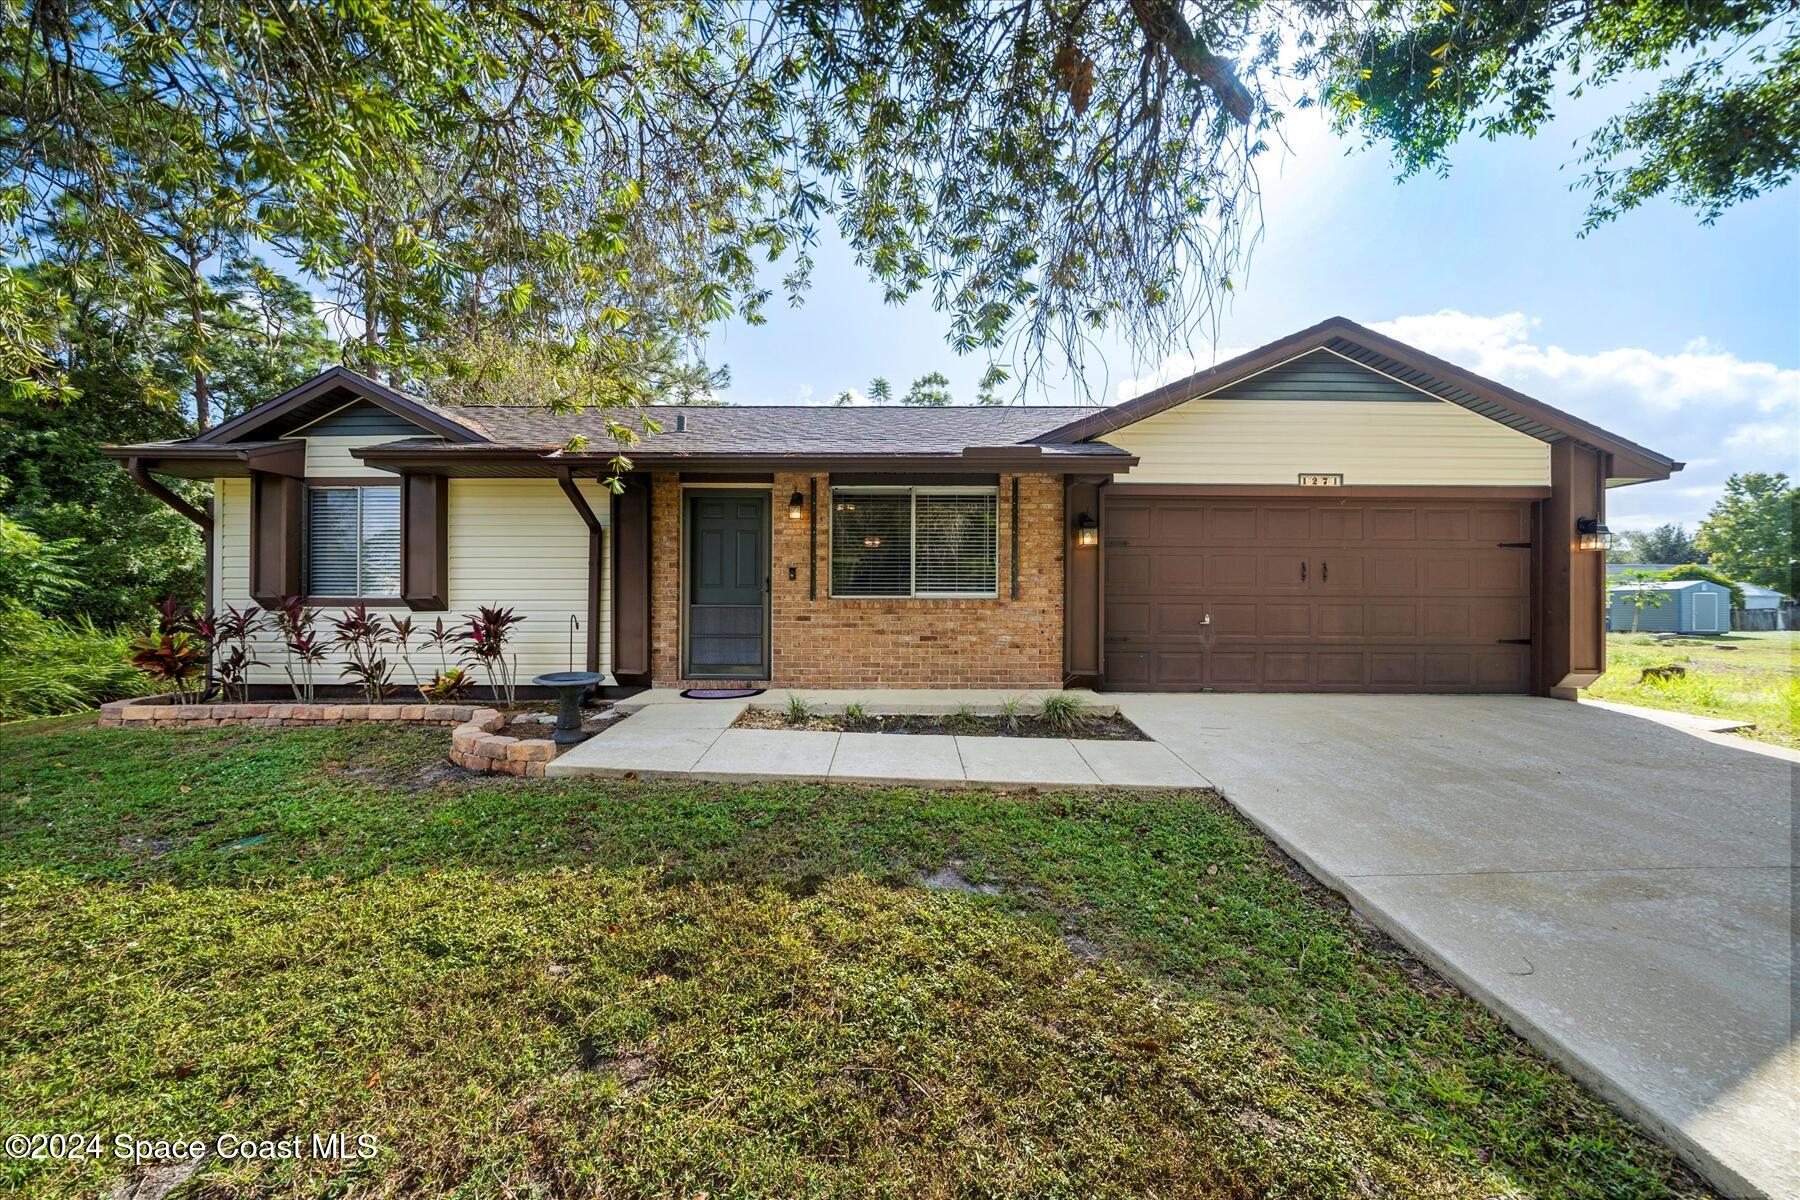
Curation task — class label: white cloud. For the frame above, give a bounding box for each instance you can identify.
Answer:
[794,383,815,404]
[1367,311,1800,416]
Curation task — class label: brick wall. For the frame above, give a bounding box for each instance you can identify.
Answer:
[650,471,1065,688]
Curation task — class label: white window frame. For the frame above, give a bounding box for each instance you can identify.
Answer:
[828,485,999,600]
[305,483,402,599]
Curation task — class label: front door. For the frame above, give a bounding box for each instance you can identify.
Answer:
[685,491,769,679]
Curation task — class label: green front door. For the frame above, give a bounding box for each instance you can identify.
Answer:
[685,491,769,678]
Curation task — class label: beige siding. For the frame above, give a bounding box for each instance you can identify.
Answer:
[212,476,610,688]
[1100,397,1550,487]
[283,434,392,478]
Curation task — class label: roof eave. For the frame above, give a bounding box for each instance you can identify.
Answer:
[101,440,306,479]
[351,445,1138,476]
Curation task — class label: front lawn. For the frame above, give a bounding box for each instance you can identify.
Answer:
[0,719,1709,1198]
[1588,631,1798,749]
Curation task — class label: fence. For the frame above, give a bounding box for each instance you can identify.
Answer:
[1731,608,1793,632]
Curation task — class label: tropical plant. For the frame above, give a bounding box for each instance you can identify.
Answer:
[458,606,526,707]
[128,597,206,702]
[272,597,326,703]
[421,667,476,705]
[1038,692,1091,735]
[332,606,396,703]
[201,604,267,703]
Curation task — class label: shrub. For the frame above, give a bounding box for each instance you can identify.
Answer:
[1039,692,1090,734]
[0,604,145,720]
[1655,564,1745,609]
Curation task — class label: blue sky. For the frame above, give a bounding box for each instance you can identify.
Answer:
[703,97,1799,533]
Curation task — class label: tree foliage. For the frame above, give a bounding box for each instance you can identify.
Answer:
[902,371,955,407]
[1313,0,1798,228]
[1608,523,1706,566]
[1696,473,1798,595]
[1654,564,1744,609]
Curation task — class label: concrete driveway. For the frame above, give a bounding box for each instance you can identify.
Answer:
[1114,694,1795,1200]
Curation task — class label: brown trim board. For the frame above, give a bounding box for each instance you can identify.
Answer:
[1106,483,1554,500]
[199,366,488,445]
[555,467,605,674]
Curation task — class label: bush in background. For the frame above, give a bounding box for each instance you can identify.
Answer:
[0,605,146,721]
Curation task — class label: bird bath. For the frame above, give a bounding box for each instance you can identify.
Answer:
[530,671,604,745]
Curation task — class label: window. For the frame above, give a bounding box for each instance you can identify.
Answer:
[830,487,998,597]
[306,485,401,597]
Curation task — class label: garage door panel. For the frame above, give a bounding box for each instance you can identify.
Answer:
[1210,554,1258,588]
[1261,604,1311,637]
[1110,506,1152,542]
[1370,604,1417,637]
[1104,496,1532,694]
[1152,554,1207,591]
[1422,508,1472,540]
[1109,553,1151,592]
[1369,508,1418,540]
[1210,507,1259,541]
[1318,508,1365,541]
[1318,556,1364,592]
[1316,605,1364,637]
[1106,600,1151,635]
[1157,652,1206,685]
[1369,557,1418,592]
[1260,554,1308,590]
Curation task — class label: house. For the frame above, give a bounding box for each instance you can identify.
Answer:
[1606,579,1733,635]
[105,317,1681,698]
[1736,582,1787,611]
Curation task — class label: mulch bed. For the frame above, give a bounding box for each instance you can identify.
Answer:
[492,701,625,740]
[732,707,1149,741]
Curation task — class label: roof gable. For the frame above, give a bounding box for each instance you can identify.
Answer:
[199,367,488,445]
[284,399,441,439]
[1032,317,1680,483]
[1209,348,1436,404]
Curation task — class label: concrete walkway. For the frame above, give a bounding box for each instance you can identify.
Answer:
[547,697,1205,790]
[1112,693,1795,1200]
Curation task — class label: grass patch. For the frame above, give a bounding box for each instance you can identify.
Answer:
[1588,631,1797,748]
[0,718,1709,1198]
[0,605,146,721]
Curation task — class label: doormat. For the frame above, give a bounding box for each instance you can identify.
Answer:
[680,688,766,700]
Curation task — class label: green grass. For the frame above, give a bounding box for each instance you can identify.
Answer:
[0,719,1709,1198]
[1589,631,1798,748]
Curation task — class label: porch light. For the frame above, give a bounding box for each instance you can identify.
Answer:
[1074,512,1099,547]
[1576,517,1613,552]
[788,490,806,520]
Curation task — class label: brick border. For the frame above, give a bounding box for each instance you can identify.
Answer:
[98,695,560,778]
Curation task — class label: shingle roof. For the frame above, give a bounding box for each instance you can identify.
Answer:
[431,403,1110,456]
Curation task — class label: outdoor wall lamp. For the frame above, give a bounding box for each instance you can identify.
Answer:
[1074,512,1099,547]
[788,490,806,520]
[1576,517,1613,552]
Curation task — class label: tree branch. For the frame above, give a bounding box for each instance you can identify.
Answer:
[1127,0,1254,124]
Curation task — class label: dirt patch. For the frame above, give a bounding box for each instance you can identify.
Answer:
[493,702,626,740]
[735,707,1149,740]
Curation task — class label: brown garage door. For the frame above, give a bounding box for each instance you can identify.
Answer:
[1103,496,1533,692]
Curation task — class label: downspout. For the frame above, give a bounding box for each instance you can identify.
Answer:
[129,457,215,614]
[555,465,604,674]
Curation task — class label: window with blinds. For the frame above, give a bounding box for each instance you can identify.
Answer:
[830,488,997,598]
[307,486,402,597]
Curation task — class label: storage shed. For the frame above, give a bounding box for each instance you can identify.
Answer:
[1607,579,1733,634]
